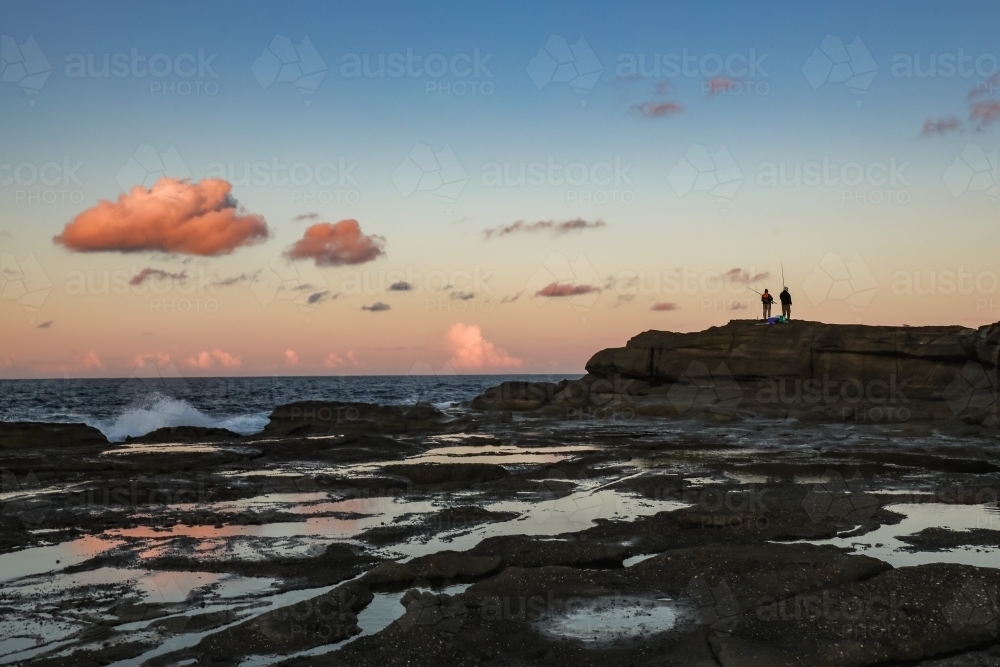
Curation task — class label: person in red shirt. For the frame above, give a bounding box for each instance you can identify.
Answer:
[761,289,774,319]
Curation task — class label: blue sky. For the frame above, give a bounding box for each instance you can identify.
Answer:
[1,0,998,377]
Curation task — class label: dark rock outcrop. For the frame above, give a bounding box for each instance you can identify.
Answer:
[259,401,451,437]
[0,421,108,449]
[471,320,1000,425]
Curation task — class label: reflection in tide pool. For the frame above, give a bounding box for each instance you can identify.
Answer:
[805,503,1000,569]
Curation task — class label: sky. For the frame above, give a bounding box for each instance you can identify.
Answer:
[1,0,999,378]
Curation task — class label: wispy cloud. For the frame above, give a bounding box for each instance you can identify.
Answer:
[388,281,412,291]
[129,267,187,286]
[483,218,605,239]
[36,320,53,328]
[922,116,964,136]
[651,301,678,311]
[293,212,319,222]
[500,292,521,304]
[632,101,684,117]
[361,302,390,312]
[724,268,770,284]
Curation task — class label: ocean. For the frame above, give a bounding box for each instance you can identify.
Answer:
[0,375,577,442]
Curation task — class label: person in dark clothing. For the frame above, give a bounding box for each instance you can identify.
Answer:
[761,289,774,319]
[779,286,792,320]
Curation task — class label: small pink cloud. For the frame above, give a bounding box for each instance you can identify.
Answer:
[284,349,300,366]
[922,116,964,136]
[633,101,684,117]
[535,282,600,298]
[651,302,678,311]
[970,101,1000,128]
[446,324,522,370]
[324,352,345,368]
[704,77,739,96]
[285,219,386,266]
[186,349,241,369]
[501,292,522,303]
[968,72,1000,100]
[79,351,103,369]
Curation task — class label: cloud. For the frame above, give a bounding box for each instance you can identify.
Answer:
[307,290,331,304]
[970,101,1000,128]
[285,219,386,266]
[968,72,1000,100]
[705,76,739,96]
[324,352,344,368]
[186,349,241,369]
[724,268,770,284]
[730,302,747,310]
[36,320,53,328]
[129,267,188,286]
[483,218,605,239]
[347,350,363,367]
[451,291,475,301]
[81,351,102,369]
[293,212,319,221]
[54,178,268,256]
[633,101,684,117]
[388,281,412,291]
[535,282,600,298]
[361,301,390,312]
[501,292,521,303]
[922,116,964,136]
[284,349,300,366]
[446,323,522,370]
[651,301,678,311]
[213,271,261,287]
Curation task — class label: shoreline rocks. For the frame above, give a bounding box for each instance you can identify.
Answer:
[471,320,1000,426]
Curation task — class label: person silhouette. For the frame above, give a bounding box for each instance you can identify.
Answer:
[779,286,792,320]
[761,289,774,319]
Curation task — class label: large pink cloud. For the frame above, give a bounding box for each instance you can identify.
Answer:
[54,178,268,255]
[446,323,522,370]
[285,220,386,266]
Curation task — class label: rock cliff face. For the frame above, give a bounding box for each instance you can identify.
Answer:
[473,320,1000,425]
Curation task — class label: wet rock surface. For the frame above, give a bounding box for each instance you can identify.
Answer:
[1,393,998,666]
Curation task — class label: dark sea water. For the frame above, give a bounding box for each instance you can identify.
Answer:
[0,375,577,442]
